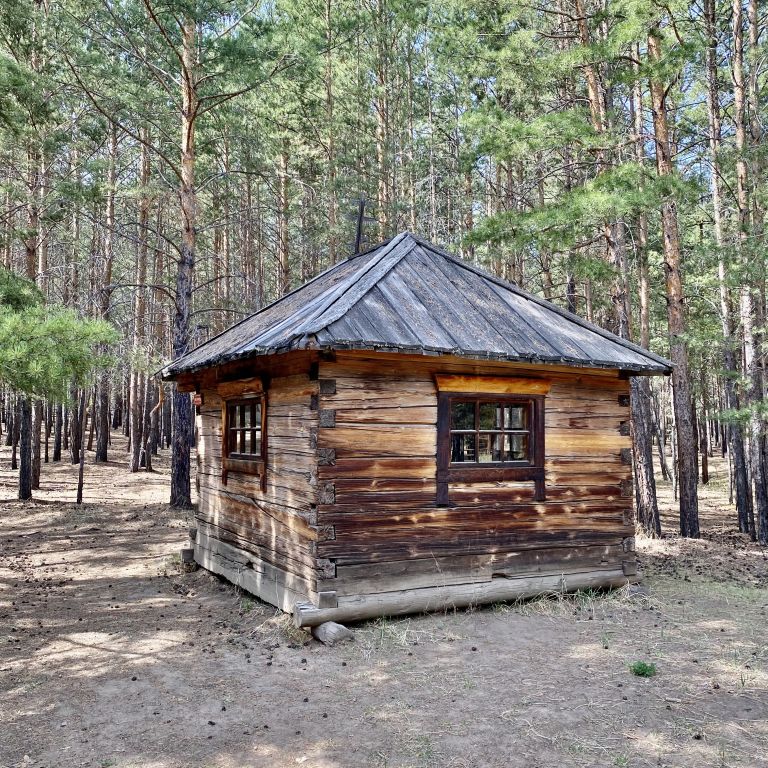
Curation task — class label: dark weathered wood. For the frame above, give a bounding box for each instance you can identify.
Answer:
[162,234,670,381]
[183,345,641,625]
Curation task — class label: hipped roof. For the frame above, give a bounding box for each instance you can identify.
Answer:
[161,232,671,379]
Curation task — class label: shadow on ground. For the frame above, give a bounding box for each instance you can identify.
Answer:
[1,443,767,768]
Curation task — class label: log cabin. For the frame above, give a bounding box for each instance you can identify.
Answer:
[161,232,671,627]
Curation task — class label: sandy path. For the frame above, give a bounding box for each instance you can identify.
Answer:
[1,440,767,768]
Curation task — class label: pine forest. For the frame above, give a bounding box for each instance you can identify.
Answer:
[1,0,768,543]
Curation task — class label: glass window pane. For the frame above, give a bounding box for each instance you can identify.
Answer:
[451,402,475,430]
[479,403,503,430]
[241,406,251,427]
[451,433,476,463]
[504,406,527,429]
[252,430,261,455]
[228,430,237,454]
[478,432,504,463]
[508,433,529,461]
[254,403,261,427]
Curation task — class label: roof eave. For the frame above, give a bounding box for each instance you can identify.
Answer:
[161,339,672,381]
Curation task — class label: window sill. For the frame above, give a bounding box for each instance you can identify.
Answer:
[223,456,264,475]
[221,456,266,490]
[437,466,545,503]
[441,465,543,483]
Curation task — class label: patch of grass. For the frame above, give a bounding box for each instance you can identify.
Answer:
[629,660,657,678]
[247,610,307,647]
[357,616,433,655]
[240,597,255,613]
[160,553,181,577]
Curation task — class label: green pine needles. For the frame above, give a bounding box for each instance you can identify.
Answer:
[0,268,117,400]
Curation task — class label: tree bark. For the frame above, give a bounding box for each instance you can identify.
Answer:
[732,0,765,540]
[69,383,82,464]
[96,125,118,463]
[704,0,752,532]
[31,399,42,489]
[53,402,62,462]
[627,48,660,536]
[76,389,88,505]
[18,397,32,500]
[170,17,197,508]
[277,141,290,296]
[648,29,699,537]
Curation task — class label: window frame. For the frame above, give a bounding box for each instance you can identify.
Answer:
[437,392,545,505]
[221,393,268,489]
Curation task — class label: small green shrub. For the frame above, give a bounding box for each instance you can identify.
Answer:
[240,597,254,613]
[629,661,657,678]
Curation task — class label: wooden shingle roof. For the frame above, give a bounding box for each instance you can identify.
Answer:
[162,232,671,378]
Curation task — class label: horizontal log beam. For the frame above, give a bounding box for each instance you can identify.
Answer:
[294,569,631,627]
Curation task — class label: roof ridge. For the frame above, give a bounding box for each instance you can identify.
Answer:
[295,232,417,340]
[409,233,670,368]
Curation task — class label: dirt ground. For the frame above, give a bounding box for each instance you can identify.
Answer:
[1,438,767,768]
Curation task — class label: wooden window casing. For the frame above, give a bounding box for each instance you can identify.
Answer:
[437,392,545,506]
[221,394,267,490]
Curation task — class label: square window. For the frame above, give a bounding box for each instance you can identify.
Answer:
[226,399,265,460]
[438,387,545,506]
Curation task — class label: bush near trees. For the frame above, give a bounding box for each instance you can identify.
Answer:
[0,268,116,499]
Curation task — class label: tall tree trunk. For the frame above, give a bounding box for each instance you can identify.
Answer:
[277,141,290,296]
[746,0,767,542]
[648,29,699,537]
[626,49,660,536]
[76,389,88,505]
[18,397,32,500]
[96,124,117,463]
[170,17,197,508]
[732,0,765,541]
[69,382,82,464]
[53,402,62,462]
[704,0,752,532]
[325,0,338,262]
[141,377,154,471]
[700,373,710,485]
[31,400,42,489]
[131,129,150,472]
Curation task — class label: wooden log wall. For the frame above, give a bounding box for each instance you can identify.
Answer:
[311,351,636,622]
[194,372,324,611]
[189,350,639,625]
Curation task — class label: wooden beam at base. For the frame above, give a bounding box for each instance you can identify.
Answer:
[293,569,631,627]
[195,535,313,614]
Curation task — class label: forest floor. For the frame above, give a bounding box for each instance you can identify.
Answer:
[1,438,767,768]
